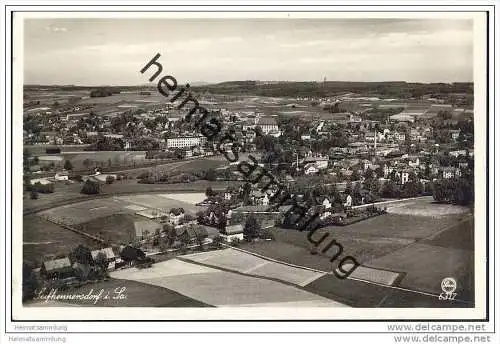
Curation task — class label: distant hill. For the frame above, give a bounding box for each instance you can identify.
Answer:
[24,81,473,100]
[189,81,474,99]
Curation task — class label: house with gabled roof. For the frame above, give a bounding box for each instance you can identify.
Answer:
[41,257,73,279]
[220,224,244,243]
[91,247,117,270]
[255,117,279,135]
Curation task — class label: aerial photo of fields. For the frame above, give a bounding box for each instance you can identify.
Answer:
[20,16,478,315]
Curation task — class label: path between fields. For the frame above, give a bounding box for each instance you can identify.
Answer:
[108,159,194,175]
[352,196,431,210]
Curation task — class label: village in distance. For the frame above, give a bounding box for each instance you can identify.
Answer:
[22,80,475,309]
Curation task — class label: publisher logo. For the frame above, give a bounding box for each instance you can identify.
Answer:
[439,277,457,300]
[441,277,457,293]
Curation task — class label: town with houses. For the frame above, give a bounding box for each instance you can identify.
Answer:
[22,81,475,308]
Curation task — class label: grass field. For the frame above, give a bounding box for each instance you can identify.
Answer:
[60,151,147,170]
[239,205,474,302]
[114,193,205,214]
[23,180,240,214]
[26,278,211,307]
[23,215,100,264]
[37,192,207,226]
[38,198,131,225]
[181,249,326,287]
[110,258,346,307]
[386,201,470,217]
[77,213,143,244]
[182,249,324,287]
[366,216,474,297]
[76,93,167,105]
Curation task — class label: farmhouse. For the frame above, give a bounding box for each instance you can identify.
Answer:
[30,178,53,186]
[91,247,117,270]
[54,171,69,181]
[220,224,244,243]
[168,208,185,225]
[303,156,329,170]
[304,163,319,175]
[441,167,462,179]
[41,257,73,279]
[176,226,210,244]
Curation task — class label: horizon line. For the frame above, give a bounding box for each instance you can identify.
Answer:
[24,80,474,87]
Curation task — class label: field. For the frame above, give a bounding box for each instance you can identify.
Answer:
[26,191,210,253]
[26,278,211,307]
[30,151,227,174]
[76,93,167,106]
[77,213,143,244]
[60,151,147,170]
[37,155,64,162]
[24,144,92,156]
[181,248,326,287]
[23,179,239,214]
[25,191,212,262]
[164,193,206,205]
[240,197,474,302]
[386,200,470,217]
[23,215,101,264]
[110,258,346,307]
[37,193,207,226]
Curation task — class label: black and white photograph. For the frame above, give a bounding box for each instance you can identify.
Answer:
[4,5,494,331]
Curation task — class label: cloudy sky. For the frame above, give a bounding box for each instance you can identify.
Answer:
[23,18,473,85]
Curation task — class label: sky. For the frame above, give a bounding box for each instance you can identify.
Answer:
[23,18,474,85]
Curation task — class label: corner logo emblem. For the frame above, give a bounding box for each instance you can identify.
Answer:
[439,277,458,300]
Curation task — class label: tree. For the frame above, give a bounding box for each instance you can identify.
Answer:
[72,174,83,182]
[402,181,422,198]
[70,245,93,265]
[22,261,39,301]
[63,160,73,171]
[241,182,252,205]
[424,164,431,179]
[23,175,32,192]
[351,169,361,182]
[352,182,362,204]
[364,168,375,181]
[243,215,261,241]
[205,186,216,198]
[30,190,39,200]
[194,229,205,251]
[163,223,177,246]
[179,231,191,253]
[94,252,108,278]
[344,181,353,195]
[82,158,93,170]
[375,166,384,179]
[120,245,146,262]
[381,180,399,198]
[433,178,473,206]
[369,179,381,198]
[81,180,100,194]
[211,235,223,249]
[32,182,55,193]
[205,168,217,181]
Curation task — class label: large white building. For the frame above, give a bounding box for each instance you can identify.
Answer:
[166,136,207,149]
[255,117,279,135]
